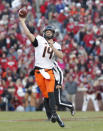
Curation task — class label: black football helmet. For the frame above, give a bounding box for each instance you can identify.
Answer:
[43,25,55,39]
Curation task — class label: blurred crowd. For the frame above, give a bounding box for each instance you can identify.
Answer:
[0,0,103,111]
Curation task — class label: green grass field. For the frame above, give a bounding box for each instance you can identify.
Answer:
[0,111,103,131]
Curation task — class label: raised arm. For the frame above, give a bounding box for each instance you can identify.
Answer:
[19,17,35,42]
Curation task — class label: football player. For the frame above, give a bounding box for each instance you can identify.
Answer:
[44,61,75,122]
[19,17,65,127]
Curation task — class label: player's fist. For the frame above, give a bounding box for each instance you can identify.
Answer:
[18,7,27,18]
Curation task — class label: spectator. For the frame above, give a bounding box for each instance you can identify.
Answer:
[63,74,78,109]
[0,80,4,98]
[14,79,25,109]
[22,76,37,112]
[0,88,14,111]
[97,76,103,103]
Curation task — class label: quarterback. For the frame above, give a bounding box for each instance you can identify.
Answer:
[19,16,65,127]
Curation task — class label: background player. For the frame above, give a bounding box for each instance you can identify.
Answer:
[44,60,75,121]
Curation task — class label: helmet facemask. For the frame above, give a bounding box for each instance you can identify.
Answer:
[43,26,55,39]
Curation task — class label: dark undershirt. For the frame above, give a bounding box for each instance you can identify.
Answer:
[32,38,38,47]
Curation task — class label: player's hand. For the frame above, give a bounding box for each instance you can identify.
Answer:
[56,85,62,89]
[48,39,54,48]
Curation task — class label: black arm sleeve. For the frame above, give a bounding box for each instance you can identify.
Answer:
[32,38,38,47]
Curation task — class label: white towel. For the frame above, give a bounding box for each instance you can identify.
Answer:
[39,69,50,79]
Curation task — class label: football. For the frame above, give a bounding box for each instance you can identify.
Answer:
[18,8,27,18]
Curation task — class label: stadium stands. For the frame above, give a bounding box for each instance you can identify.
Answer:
[0,0,103,111]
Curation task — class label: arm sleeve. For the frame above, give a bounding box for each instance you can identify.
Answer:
[31,38,38,47]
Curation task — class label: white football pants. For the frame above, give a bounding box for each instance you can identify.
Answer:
[82,94,99,112]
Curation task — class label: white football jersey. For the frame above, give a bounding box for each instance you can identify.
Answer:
[35,35,61,69]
